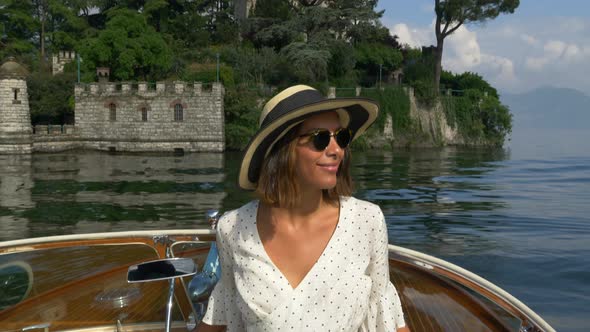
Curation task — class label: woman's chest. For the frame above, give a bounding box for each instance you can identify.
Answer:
[230,220,372,294]
[228,232,374,329]
[259,223,337,288]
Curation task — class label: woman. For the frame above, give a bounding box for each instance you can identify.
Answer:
[198,85,409,331]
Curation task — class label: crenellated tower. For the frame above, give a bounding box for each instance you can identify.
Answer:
[0,58,32,154]
[52,51,76,75]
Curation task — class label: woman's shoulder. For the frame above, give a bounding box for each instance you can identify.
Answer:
[342,197,387,246]
[341,196,383,216]
[216,200,259,236]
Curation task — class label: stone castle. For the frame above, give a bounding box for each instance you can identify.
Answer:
[0,59,225,154]
[52,51,76,75]
[0,58,33,154]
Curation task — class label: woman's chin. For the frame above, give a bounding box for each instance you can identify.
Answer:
[319,179,338,190]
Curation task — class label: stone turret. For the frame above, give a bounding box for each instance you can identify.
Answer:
[0,57,32,154]
[52,51,76,75]
[97,67,110,83]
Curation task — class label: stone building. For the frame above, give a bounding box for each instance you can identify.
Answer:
[74,70,225,153]
[1,58,225,154]
[52,51,76,75]
[234,0,256,20]
[0,58,32,154]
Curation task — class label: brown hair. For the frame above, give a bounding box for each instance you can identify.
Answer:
[255,125,353,208]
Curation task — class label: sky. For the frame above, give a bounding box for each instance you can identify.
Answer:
[376,0,590,96]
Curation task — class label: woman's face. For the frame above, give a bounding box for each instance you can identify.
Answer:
[294,112,345,191]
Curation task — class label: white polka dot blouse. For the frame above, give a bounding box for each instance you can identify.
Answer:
[202,196,406,331]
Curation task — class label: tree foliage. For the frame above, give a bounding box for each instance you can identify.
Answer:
[0,0,37,61]
[77,8,172,81]
[0,0,513,145]
[442,88,511,145]
[441,71,498,98]
[27,72,76,124]
[223,87,260,150]
[355,42,403,86]
[433,0,520,91]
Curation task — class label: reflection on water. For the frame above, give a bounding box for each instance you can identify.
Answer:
[0,152,226,240]
[0,146,589,331]
[0,155,34,240]
[0,148,512,245]
[353,148,511,256]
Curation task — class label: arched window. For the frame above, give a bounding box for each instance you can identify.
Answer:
[141,107,148,122]
[109,103,116,121]
[174,103,183,122]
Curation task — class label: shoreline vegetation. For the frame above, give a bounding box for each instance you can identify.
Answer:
[2,0,513,150]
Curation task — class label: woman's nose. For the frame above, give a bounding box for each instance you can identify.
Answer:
[324,135,342,156]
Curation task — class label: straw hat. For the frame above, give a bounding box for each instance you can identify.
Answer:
[238,85,379,190]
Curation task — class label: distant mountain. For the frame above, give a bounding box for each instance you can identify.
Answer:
[501,87,590,129]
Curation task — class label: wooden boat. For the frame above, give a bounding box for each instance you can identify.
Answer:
[0,228,555,332]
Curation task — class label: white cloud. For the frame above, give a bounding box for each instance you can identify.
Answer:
[443,25,518,87]
[520,34,538,46]
[384,16,590,95]
[564,44,582,61]
[545,40,567,57]
[525,39,589,72]
[390,23,432,48]
[524,57,548,71]
[482,55,517,84]
[444,26,482,70]
[388,21,518,88]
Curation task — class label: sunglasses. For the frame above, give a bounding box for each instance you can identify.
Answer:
[298,128,352,151]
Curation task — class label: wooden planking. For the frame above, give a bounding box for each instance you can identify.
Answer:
[390,259,513,332]
[1,239,519,331]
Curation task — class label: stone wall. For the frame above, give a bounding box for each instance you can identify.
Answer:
[32,125,81,152]
[52,51,76,75]
[356,86,463,148]
[0,78,32,154]
[406,87,462,147]
[74,81,225,153]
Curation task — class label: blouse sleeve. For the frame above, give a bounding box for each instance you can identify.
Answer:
[201,219,237,326]
[363,207,407,331]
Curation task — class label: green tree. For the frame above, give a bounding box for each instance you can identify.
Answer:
[77,8,172,81]
[327,40,356,83]
[0,0,37,61]
[46,0,88,52]
[281,43,330,83]
[440,71,498,98]
[433,0,519,92]
[223,46,292,86]
[27,72,76,124]
[196,0,238,44]
[329,0,382,45]
[477,91,511,141]
[31,0,50,67]
[224,87,259,150]
[355,42,402,86]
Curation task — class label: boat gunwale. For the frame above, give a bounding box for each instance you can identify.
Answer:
[389,244,556,332]
[0,230,555,332]
[0,230,216,254]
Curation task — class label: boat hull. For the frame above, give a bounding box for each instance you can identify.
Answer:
[0,230,554,332]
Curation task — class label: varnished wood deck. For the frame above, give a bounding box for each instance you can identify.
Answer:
[0,234,528,331]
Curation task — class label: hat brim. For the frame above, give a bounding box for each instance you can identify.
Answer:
[238,98,379,190]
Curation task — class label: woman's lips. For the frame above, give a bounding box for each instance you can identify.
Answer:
[318,163,339,172]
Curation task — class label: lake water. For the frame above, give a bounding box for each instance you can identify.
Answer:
[0,128,588,331]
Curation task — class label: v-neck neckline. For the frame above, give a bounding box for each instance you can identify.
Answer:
[252,198,345,291]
